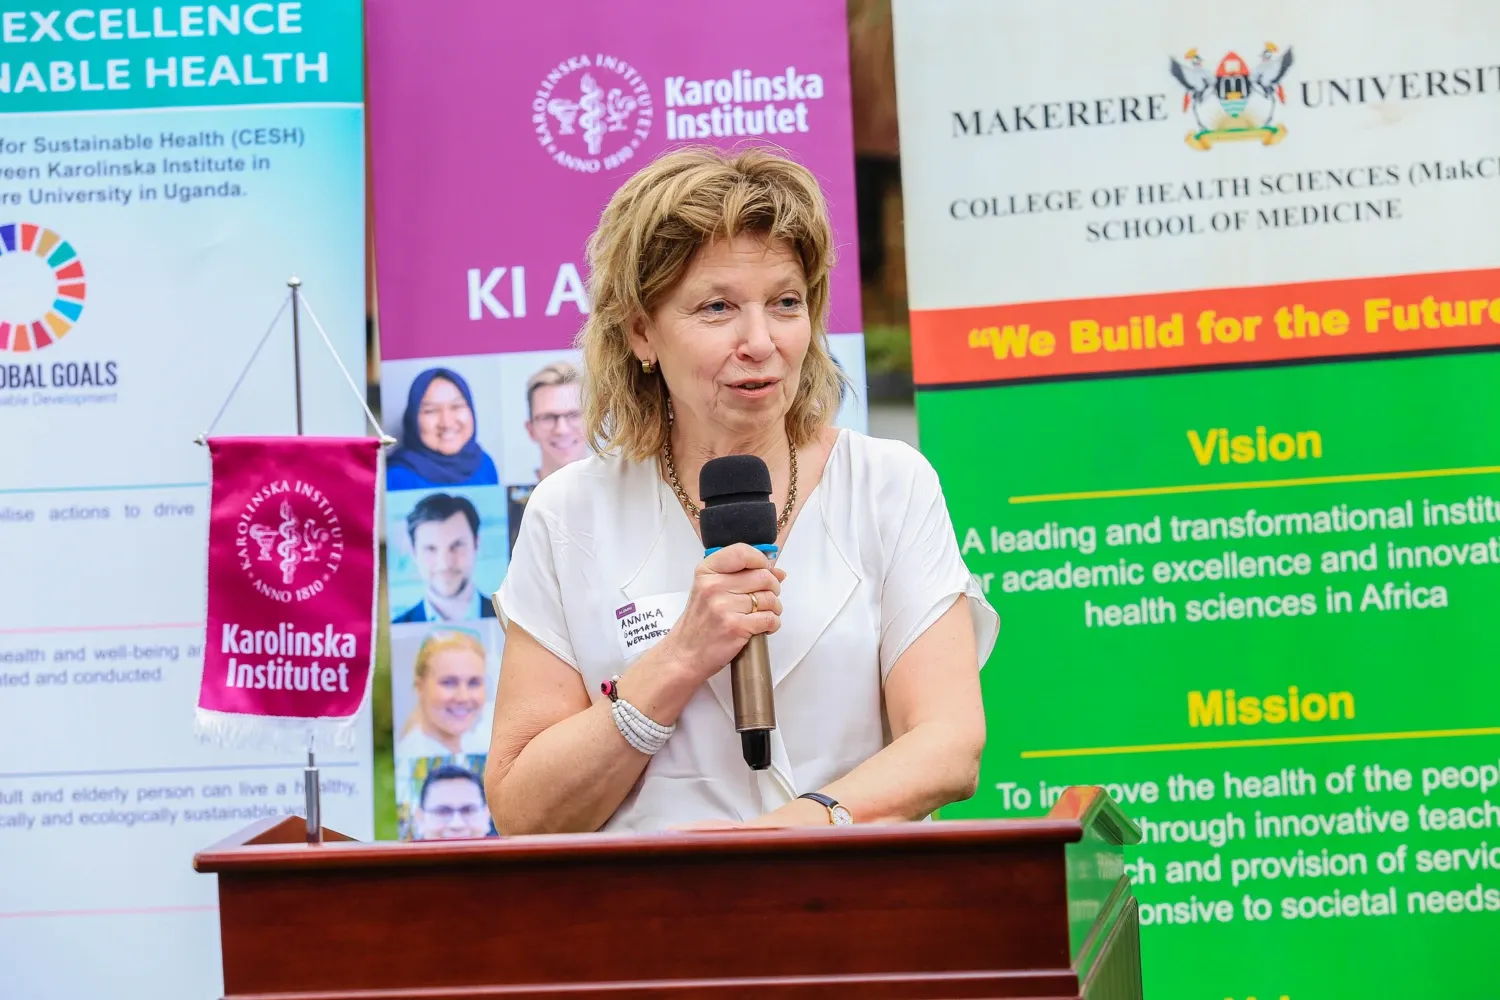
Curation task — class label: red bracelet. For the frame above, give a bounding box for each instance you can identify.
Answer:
[601,675,621,702]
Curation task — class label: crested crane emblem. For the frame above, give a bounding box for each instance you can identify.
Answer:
[1171,43,1293,150]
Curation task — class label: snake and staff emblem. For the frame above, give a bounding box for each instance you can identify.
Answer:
[236,481,345,603]
[533,53,653,173]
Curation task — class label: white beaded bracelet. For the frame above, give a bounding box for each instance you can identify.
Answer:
[602,675,675,755]
[612,701,670,755]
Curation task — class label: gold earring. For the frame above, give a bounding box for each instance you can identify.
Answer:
[641,359,655,374]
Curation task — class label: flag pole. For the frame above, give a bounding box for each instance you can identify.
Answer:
[289,276,305,437]
[289,275,322,845]
[194,278,394,843]
[304,748,322,845]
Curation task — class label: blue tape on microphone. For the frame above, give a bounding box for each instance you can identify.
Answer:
[703,543,779,559]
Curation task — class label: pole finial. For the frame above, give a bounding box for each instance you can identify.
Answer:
[287,275,302,288]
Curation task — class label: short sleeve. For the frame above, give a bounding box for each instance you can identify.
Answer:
[495,495,579,670]
[878,448,999,678]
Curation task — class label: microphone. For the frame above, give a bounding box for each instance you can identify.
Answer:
[699,455,777,771]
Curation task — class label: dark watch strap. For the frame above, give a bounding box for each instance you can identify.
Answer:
[798,792,838,810]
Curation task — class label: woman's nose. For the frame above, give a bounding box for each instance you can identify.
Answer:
[737,307,776,361]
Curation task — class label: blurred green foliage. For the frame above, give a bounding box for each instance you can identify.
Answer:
[863,323,913,375]
[373,556,396,840]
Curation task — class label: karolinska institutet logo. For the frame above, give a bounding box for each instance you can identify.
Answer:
[1170,43,1294,149]
[533,55,829,173]
[0,222,86,352]
[534,53,654,174]
[236,479,345,604]
[661,67,827,140]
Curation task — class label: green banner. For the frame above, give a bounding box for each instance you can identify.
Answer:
[891,0,1500,993]
[928,352,1500,998]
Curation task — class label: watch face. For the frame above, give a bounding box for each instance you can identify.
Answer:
[830,804,854,826]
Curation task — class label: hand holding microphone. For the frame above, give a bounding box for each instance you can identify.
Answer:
[698,455,782,771]
[651,454,784,770]
[666,544,784,679]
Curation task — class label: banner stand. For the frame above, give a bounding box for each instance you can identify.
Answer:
[193,278,393,451]
[290,278,305,437]
[193,280,394,844]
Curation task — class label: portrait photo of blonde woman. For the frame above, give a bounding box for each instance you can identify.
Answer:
[392,624,501,761]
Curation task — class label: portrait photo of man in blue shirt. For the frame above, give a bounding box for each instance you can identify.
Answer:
[395,493,497,623]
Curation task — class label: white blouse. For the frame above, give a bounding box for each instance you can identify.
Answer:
[496,428,999,832]
[395,722,493,764]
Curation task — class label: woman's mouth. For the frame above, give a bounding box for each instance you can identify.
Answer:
[442,704,477,729]
[729,379,779,398]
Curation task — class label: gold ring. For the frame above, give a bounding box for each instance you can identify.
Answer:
[748,592,760,614]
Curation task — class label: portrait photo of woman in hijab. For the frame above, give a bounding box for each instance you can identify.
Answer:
[387,367,501,491]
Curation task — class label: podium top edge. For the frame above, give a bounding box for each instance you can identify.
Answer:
[194,816,1090,874]
[1050,786,1143,846]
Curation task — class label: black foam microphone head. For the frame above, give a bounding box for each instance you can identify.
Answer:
[699,455,777,549]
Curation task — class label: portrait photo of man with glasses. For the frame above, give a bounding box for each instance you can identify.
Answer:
[412,763,494,840]
[503,355,592,553]
[523,361,590,483]
[392,756,497,842]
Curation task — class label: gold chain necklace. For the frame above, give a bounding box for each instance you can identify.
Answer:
[663,434,798,530]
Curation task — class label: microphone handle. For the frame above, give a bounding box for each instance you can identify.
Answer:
[730,633,774,770]
[730,634,775,730]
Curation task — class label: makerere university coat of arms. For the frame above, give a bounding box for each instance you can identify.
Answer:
[1171,43,1293,149]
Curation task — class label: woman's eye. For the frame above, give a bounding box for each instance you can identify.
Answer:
[778,296,803,309]
[702,301,728,314]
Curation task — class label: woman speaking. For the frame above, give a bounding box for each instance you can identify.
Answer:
[486,146,997,833]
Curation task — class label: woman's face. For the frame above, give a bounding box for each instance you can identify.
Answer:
[416,376,474,456]
[416,647,487,739]
[635,233,811,444]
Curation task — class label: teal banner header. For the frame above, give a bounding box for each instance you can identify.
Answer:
[0,2,362,112]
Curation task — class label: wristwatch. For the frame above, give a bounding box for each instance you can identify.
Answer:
[798,791,853,826]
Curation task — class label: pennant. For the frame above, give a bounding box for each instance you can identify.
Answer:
[195,436,381,749]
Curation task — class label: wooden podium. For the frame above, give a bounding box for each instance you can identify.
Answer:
[195,785,1141,999]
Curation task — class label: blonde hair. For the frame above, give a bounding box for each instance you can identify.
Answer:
[525,360,580,418]
[400,629,487,738]
[579,145,848,462]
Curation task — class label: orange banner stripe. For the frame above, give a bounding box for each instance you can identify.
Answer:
[911,268,1500,386]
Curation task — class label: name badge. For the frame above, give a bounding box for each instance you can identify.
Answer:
[613,592,689,662]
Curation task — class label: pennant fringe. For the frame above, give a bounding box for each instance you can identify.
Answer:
[194,708,362,752]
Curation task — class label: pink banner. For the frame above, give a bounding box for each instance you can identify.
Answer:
[364,0,864,840]
[365,0,862,361]
[195,437,381,747]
